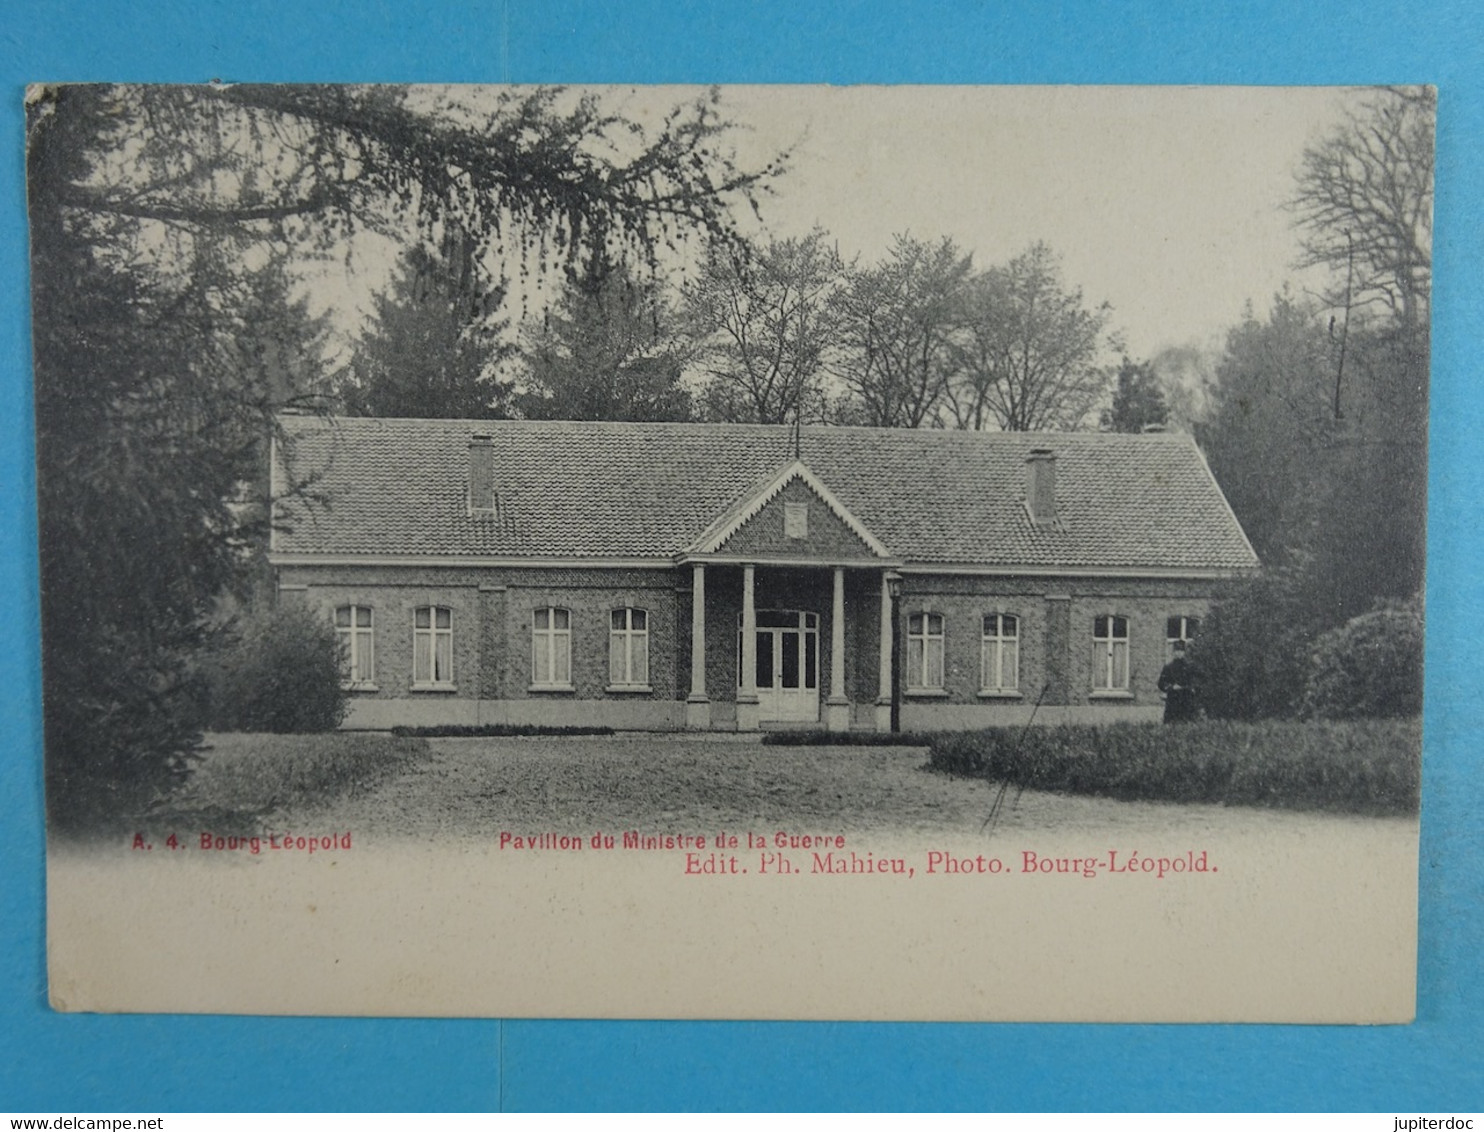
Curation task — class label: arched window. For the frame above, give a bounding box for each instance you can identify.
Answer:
[907,612,945,690]
[532,607,572,689]
[1092,614,1130,691]
[981,613,1020,693]
[335,605,375,687]
[609,608,650,688]
[413,606,454,687]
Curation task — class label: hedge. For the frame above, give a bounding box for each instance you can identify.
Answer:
[389,723,615,737]
[760,730,934,747]
[928,718,1420,816]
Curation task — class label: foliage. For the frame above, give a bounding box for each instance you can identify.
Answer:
[682,230,847,424]
[928,717,1420,816]
[1303,597,1424,720]
[31,91,334,826]
[517,256,693,421]
[1192,91,1433,721]
[1101,357,1169,433]
[759,730,932,746]
[830,234,972,427]
[1188,568,1328,720]
[949,242,1117,431]
[342,241,516,418]
[31,84,777,821]
[34,84,782,288]
[1198,292,1337,564]
[205,603,348,734]
[1198,300,1425,624]
[389,724,615,737]
[1284,87,1430,614]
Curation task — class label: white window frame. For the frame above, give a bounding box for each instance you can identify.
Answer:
[1166,615,1200,661]
[1092,614,1131,693]
[335,604,376,689]
[531,607,573,690]
[906,611,946,691]
[608,607,651,690]
[980,612,1020,694]
[413,605,455,689]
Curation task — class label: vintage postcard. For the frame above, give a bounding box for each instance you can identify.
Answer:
[33,84,1426,1020]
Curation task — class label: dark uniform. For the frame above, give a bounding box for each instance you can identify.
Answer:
[1157,651,1198,723]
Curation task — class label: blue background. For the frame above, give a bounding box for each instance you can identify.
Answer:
[2,0,1481,1112]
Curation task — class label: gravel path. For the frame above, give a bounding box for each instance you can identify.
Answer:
[272,734,1409,844]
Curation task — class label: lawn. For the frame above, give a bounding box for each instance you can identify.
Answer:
[69,720,1420,843]
[146,731,431,834]
[248,732,1416,844]
[278,735,972,839]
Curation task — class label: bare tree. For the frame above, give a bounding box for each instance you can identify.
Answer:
[682,230,846,424]
[831,234,972,428]
[949,242,1117,431]
[1291,86,1433,337]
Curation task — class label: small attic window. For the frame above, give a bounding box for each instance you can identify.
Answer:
[784,501,809,539]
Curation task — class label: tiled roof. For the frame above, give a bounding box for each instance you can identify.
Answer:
[272,416,1259,572]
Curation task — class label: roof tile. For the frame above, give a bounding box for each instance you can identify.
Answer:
[273,417,1259,572]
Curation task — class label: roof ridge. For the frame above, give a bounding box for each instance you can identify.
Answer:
[280,413,1196,443]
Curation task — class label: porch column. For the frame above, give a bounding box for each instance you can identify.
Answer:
[736,563,760,731]
[875,570,894,731]
[826,566,851,732]
[685,563,711,729]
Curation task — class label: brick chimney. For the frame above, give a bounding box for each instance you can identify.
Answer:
[1025,448,1057,525]
[468,433,495,513]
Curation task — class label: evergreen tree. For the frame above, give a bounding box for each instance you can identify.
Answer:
[343,242,515,419]
[28,83,780,822]
[517,257,693,422]
[1102,357,1169,433]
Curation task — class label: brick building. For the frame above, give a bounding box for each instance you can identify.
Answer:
[270,417,1258,731]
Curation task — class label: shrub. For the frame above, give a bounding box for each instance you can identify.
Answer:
[207,603,348,733]
[1189,568,1327,719]
[1303,597,1424,719]
[760,730,933,747]
[389,723,614,737]
[928,718,1419,816]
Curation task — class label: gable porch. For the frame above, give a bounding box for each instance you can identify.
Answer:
[682,561,897,733]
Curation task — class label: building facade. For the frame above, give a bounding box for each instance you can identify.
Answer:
[270,417,1258,731]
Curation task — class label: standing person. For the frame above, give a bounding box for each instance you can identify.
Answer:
[1158,639,1198,723]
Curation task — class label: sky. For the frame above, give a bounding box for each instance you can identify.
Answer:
[319,84,1359,366]
[700,84,1354,359]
